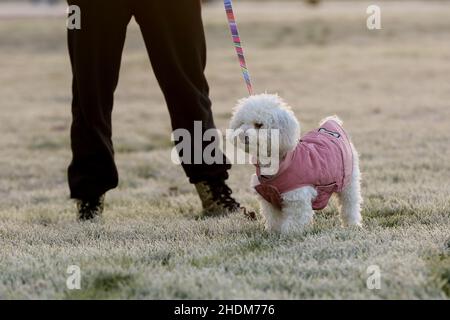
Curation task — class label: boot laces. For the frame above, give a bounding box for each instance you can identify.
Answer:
[208,181,240,210]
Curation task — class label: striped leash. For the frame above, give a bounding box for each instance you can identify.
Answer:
[223,0,254,96]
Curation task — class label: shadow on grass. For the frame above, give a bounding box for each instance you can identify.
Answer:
[65,272,135,300]
[427,250,450,298]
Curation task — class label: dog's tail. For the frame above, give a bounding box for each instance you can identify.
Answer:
[319,115,343,127]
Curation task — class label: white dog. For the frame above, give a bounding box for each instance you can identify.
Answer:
[229,94,362,234]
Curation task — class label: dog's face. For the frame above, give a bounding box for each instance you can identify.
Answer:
[228,94,300,163]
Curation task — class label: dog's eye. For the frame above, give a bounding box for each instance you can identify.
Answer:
[254,123,263,129]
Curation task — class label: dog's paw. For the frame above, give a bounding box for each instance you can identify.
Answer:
[343,221,364,229]
[280,219,313,235]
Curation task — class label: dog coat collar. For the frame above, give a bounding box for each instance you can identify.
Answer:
[254,120,354,210]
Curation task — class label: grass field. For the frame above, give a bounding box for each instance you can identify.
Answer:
[0,1,449,299]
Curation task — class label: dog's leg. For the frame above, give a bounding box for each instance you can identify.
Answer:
[337,143,363,227]
[280,187,316,234]
[250,174,284,232]
[259,198,284,233]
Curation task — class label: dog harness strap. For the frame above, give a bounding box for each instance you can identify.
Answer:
[224,0,254,96]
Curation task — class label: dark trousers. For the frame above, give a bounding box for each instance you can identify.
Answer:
[67,0,230,200]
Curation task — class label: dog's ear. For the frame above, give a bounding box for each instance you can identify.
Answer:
[276,108,300,155]
[229,96,252,130]
[229,106,241,131]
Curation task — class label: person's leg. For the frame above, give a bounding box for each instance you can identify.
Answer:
[67,0,132,201]
[133,0,231,184]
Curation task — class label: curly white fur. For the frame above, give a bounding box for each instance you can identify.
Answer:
[230,94,363,234]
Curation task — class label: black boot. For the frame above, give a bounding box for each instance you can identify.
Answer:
[195,180,256,219]
[76,195,105,221]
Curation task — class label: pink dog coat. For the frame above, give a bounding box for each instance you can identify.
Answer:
[254,120,353,210]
